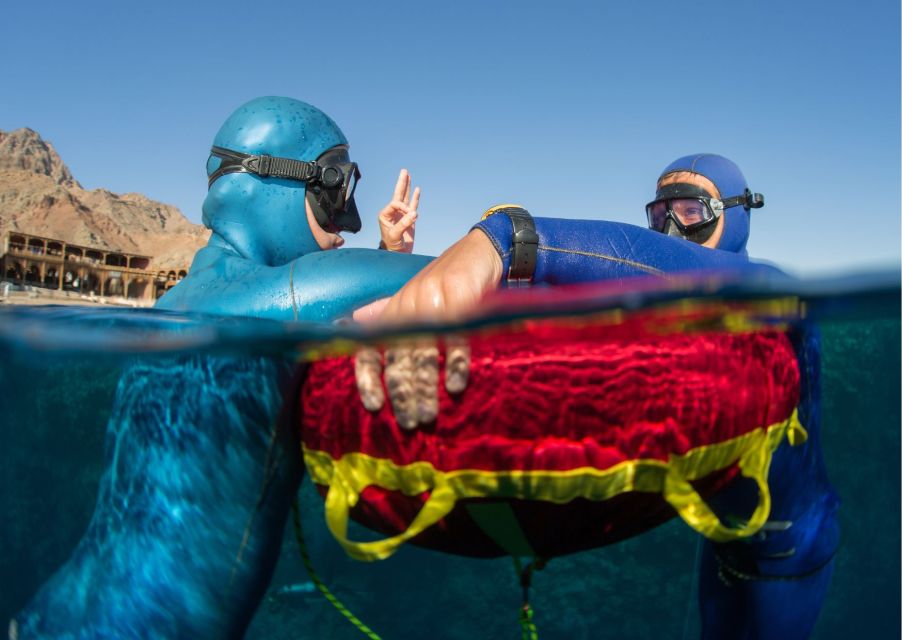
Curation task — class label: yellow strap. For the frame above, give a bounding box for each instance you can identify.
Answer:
[324,473,458,562]
[308,411,806,559]
[663,418,795,542]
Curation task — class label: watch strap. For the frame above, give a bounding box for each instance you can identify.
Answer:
[481,204,538,287]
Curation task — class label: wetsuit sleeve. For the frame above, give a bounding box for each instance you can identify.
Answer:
[156,247,433,322]
[473,215,784,284]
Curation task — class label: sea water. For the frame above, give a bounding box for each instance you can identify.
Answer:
[0,274,899,640]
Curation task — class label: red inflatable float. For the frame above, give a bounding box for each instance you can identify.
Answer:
[299,299,807,562]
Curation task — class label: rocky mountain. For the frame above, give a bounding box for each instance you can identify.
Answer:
[0,128,208,269]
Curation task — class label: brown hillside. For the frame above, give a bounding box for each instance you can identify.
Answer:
[0,128,208,269]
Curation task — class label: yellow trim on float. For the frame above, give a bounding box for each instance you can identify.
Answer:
[303,410,808,562]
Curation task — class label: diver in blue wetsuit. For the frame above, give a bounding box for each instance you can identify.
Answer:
[11,96,433,640]
[156,96,432,321]
[645,155,839,640]
[362,155,837,639]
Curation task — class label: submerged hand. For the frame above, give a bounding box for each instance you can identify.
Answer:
[378,169,419,253]
[352,228,500,428]
[354,338,470,430]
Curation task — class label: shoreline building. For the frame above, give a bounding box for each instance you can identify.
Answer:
[1,231,188,303]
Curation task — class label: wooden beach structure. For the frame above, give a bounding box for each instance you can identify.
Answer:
[0,231,188,303]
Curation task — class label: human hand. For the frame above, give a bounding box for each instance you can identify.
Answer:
[377,169,419,253]
[354,338,470,430]
[352,228,501,428]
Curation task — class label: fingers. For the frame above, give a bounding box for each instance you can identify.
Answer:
[381,208,418,252]
[378,200,410,223]
[378,198,417,223]
[413,344,439,424]
[359,339,464,431]
[395,209,418,233]
[390,170,419,210]
[392,169,410,203]
[384,343,439,431]
[354,347,385,412]
[444,336,470,394]
[384,346,418,430]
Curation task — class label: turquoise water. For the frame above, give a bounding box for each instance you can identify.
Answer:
[1,274,899,639]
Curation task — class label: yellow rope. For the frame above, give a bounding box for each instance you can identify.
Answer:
[291,498,382,640]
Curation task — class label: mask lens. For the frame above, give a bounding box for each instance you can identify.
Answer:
[342,166,359,210]
[646,201,669,231]
[669,198,714,228]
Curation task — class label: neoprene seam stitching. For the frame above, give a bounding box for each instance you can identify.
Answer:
[289,262,299,321]
[539,245,667,276]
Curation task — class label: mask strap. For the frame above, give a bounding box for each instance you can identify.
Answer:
[207,146,322,188]
[722,190,765,211]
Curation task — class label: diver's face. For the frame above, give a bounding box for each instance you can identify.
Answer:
[306,198,345,250]
[656,171,724,249]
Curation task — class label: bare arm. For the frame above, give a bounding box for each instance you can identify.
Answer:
[353,229,502,429]
[354,228,502,323]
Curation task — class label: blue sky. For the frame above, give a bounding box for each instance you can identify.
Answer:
[2,0,899,276]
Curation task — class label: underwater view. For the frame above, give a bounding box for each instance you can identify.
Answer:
[1,274,899,640]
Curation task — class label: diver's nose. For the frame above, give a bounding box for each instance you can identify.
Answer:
[662,218,684,239]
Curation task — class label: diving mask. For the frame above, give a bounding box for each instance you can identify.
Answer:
[646,183,763,242]
[207,145,362,234]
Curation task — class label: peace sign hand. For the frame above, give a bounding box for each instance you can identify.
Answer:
[378,169,419,253]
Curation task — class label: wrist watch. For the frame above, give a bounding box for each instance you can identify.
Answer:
[481,204,538,287]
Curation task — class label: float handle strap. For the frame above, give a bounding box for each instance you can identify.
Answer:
[323,475,457,562]
[663,425,785,542]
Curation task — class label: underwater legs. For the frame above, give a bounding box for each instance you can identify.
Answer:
[11,356,304,639]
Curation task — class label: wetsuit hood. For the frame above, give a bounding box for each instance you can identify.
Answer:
[658,154,752,255]
[202,96,349,266]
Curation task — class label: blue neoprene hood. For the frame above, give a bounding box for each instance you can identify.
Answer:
[203,96,349,266]
[658,154,752,254]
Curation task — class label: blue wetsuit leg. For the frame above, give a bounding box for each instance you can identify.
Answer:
[14,356,303,639]
[699,328,839,640]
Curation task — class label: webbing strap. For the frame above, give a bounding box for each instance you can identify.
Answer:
[466,502,535,557]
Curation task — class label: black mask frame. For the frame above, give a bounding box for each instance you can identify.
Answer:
[646,184,764,234]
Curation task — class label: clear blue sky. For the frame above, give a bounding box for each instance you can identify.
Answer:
[2,0,899,276]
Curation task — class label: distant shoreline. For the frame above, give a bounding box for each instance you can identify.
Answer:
[1,284,153,308]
